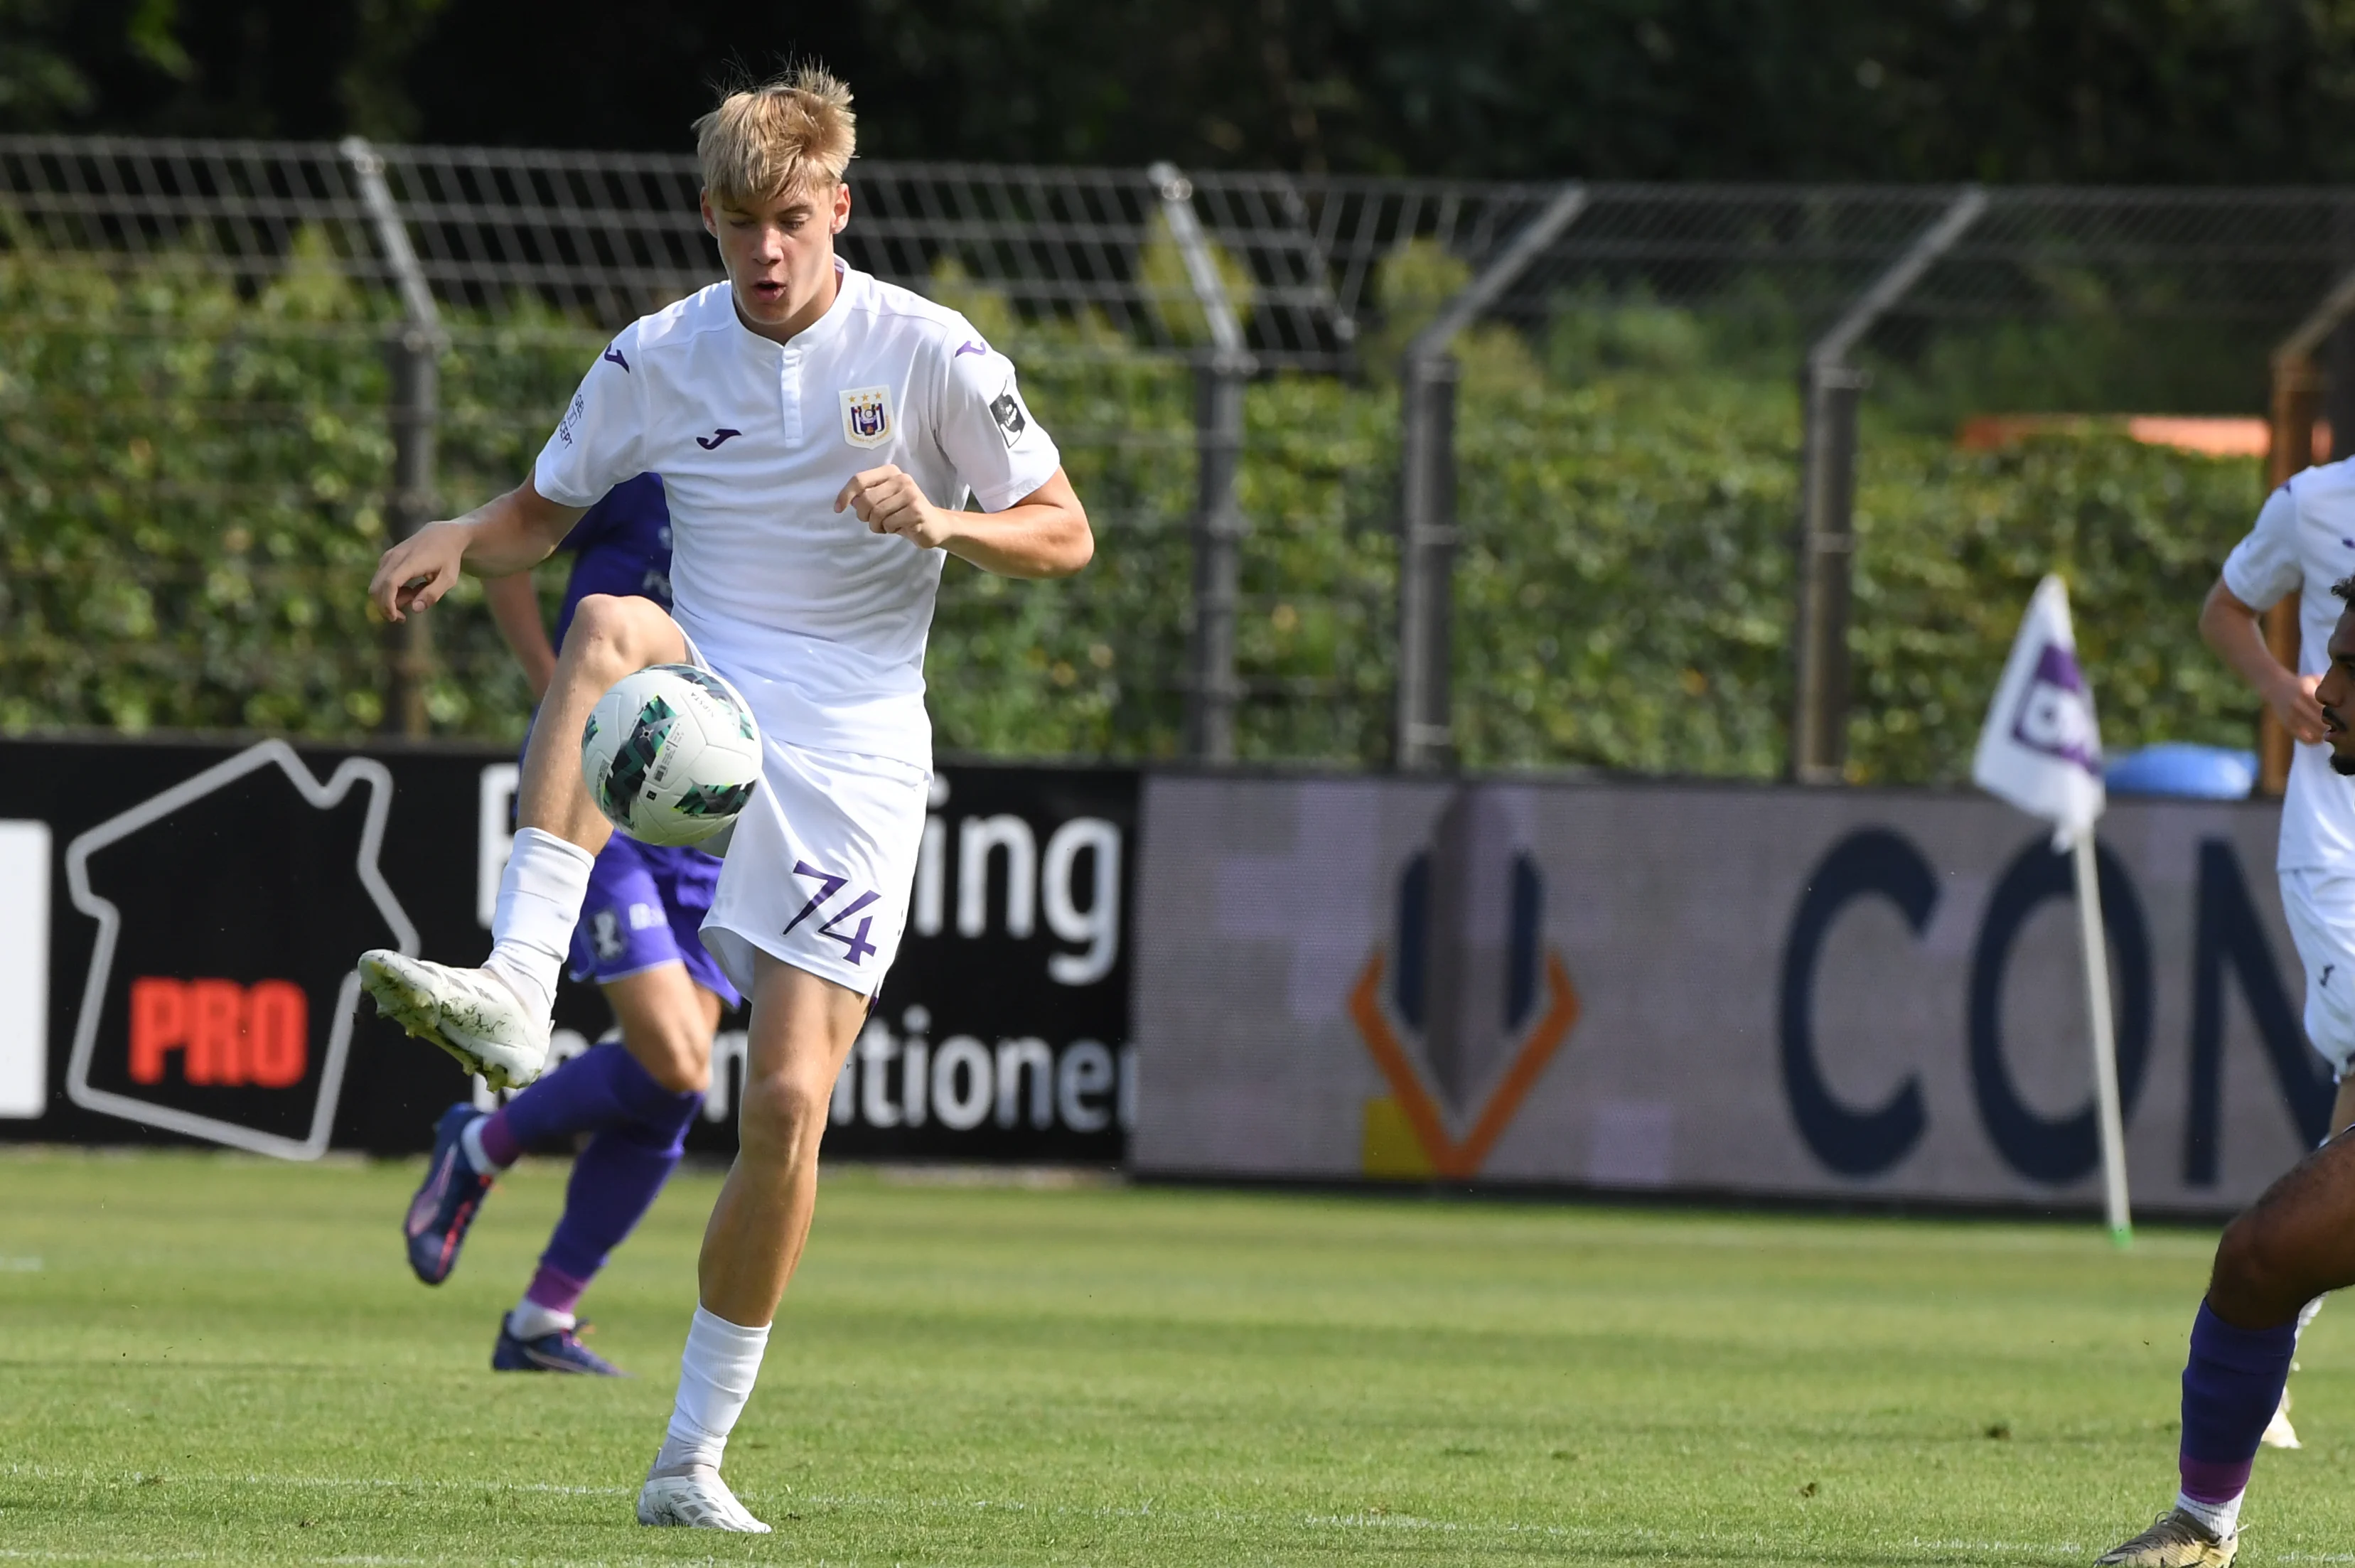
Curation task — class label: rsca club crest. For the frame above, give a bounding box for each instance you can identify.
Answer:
[2011,642,2101,773]
[840,385,894,449]
[1348,787,1579,1180]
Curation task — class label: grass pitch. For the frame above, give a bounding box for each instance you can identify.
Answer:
[0,1151,2340,1565]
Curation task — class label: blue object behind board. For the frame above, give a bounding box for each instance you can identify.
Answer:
[2104,743,2257,800]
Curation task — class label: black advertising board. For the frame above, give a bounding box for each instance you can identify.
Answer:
[665,757,1137,1161]
[0,734,1135,1164]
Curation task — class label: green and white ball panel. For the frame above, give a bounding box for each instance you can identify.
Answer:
[579,663,763,847]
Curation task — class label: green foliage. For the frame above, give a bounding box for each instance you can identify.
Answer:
[1133,211,1257,350]
[0,240,2275,783]
[1361,240,1542,394]
[1849,432,2262,783]
[1866,312,2273,434]
[918,262,1198,758]
[1452,370,1799,776]
[0,230,399,736]
[0,230,585,741]
[0,0,92,127]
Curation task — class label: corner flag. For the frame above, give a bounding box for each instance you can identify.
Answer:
[1973,574,2105,850]
[1972,574,2130,1245]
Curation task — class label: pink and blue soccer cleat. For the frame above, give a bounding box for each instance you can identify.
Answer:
[404,1103,495,1285]
[493,1319,626,1376]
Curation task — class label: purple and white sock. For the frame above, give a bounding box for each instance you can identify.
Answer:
[509,1262,590,1341]
[2173,1299,2300,1537]
[482,1041,702,1326]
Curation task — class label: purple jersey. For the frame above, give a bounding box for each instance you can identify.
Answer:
[553,472,671,650]
[538,472,737,1005]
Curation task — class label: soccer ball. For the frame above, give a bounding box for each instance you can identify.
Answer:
[579,664,762,847]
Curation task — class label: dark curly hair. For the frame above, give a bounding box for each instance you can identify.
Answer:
[2337,575,2355,605]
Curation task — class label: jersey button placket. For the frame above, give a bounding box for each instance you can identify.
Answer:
[779,350,802,445]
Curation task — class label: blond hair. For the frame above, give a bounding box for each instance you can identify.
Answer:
[695,65,857,207]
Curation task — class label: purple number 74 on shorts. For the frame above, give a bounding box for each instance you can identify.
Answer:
[783,860,880,966]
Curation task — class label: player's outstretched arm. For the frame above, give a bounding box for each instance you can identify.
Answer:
[836,466,1092,579]
[2200,576,2326,743]
[368,478,586,623]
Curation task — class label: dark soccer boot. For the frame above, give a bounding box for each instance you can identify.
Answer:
[493,1319,626,1376]
[404,1103,495,1285]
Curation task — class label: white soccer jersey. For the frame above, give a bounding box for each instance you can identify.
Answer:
[2221,457,2355,871]
[533,262,1063,768]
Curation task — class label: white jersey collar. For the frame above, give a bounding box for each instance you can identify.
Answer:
[720,258,858,357]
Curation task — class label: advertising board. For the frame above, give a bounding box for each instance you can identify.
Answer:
[0,736,1133,1162]
[1130,774,2319,1216]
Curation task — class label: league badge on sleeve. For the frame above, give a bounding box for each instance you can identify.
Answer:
[989,384,1029,447]
[840,386,894,450]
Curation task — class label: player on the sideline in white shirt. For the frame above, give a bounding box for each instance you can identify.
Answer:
[2097,531,2355,1565]
[354,68,1092,1532]
[2195,462,2355,1454]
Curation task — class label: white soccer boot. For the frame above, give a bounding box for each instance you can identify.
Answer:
[2260,1385,2301,1449]
[358,951,549,1091]
[636,1464,771,1532]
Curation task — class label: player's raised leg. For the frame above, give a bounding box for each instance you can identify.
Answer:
[361,592,687,1088]
[636,955,866,1532]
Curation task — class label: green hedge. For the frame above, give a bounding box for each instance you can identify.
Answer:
[0,239,2274,783]
[0,232,591,740]
[1451,370,2265,783]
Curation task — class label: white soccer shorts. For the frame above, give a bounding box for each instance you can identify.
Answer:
[2279,866,2355,1078]
[675,635,929,999]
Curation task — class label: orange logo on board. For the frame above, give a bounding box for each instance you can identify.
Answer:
[1346,789,1577,1179]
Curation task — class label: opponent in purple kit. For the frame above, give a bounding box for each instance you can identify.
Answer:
[401,472,740,1377]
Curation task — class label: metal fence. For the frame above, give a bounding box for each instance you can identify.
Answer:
[4,136,2355,778]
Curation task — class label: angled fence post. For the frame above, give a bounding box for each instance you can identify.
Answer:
[343,136,445,740]
[1151,162,1256,764]
[1791,186,1985,784]
[1394,182,1588,773]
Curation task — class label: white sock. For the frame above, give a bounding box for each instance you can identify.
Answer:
[2175,1489,2243,1539]
[507,1299,576,1341]
[481,827,596,1021]
[653,1306,771,1473]
[458,1115,510,1175]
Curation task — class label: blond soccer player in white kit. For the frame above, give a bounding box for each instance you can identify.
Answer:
[355,70,1091,1530]
[2201,456,2355,1459]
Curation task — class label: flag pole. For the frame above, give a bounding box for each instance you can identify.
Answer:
[2071,828,2133,1246]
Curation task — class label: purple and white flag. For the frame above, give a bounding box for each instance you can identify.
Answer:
[1973,574,2105,848]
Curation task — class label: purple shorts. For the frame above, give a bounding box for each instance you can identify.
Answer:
[566,834,740,1007]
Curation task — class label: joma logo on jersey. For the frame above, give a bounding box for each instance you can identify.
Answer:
[839,386,894,449]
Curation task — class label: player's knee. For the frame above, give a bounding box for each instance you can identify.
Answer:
[2211,1211,2310,1326]
[736,1068,830,1164]
[622,1009,712,1095]
[565,594,664,673]
[638,1040,709,1096]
